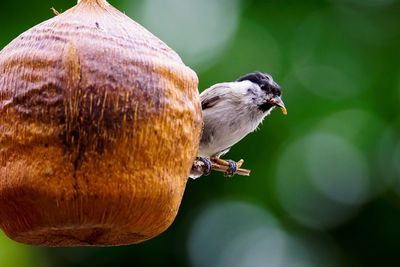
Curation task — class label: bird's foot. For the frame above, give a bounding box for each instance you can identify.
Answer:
[224,160,237,177]
[211,157,244,177]
[198,157,212,176]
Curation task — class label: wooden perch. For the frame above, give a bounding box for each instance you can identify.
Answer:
[192,158,251,177]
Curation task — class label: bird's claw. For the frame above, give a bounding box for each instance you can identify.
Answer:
[224,160,238,177]
[210,157,244,177]
[198,157,212,176]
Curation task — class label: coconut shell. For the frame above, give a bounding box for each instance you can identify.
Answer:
[0,0,202,246]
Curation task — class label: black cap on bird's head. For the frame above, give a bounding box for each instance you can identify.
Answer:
[237,71,287,115]
[237,71,280,94]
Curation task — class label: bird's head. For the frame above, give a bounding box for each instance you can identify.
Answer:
[237,71,287,115]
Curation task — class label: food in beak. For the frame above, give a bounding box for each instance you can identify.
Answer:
[271,97,287,115]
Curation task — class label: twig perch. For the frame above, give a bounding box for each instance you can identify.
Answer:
[192,159,251,177]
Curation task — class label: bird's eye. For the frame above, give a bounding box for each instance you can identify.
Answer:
[261,84,269,91]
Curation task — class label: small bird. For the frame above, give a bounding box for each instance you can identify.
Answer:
[190,71,287,179]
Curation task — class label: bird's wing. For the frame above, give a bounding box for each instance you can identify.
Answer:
[200,83,230,110]
[201,95,220,110]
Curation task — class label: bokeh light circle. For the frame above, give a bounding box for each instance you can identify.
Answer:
[187,201,339,267]
[294,64,359,100]
[187,201,285,267]
[305,133,369,205]
[127,0,242,69]
[276,131,370,229]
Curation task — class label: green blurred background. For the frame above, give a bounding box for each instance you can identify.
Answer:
[1,0,400,266]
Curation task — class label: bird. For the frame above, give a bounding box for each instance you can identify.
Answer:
[190,71,287,179]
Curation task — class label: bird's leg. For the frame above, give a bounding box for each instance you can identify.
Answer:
[211,157,244,176]
[197,157,212,176]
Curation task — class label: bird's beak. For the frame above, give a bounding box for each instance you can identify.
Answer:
[271,96,287,115]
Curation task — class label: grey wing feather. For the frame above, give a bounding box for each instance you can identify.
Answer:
[201,95,220,110]
[200,84,229,110]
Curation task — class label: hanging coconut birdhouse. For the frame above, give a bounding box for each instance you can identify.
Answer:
[0,0,202,246]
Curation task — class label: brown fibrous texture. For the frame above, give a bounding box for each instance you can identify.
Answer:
[0,0,202,246]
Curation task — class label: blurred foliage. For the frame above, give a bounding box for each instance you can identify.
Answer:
[1,0,400,266]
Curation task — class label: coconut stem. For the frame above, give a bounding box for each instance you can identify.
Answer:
[77,0,108,5]
[51,7,60,16]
